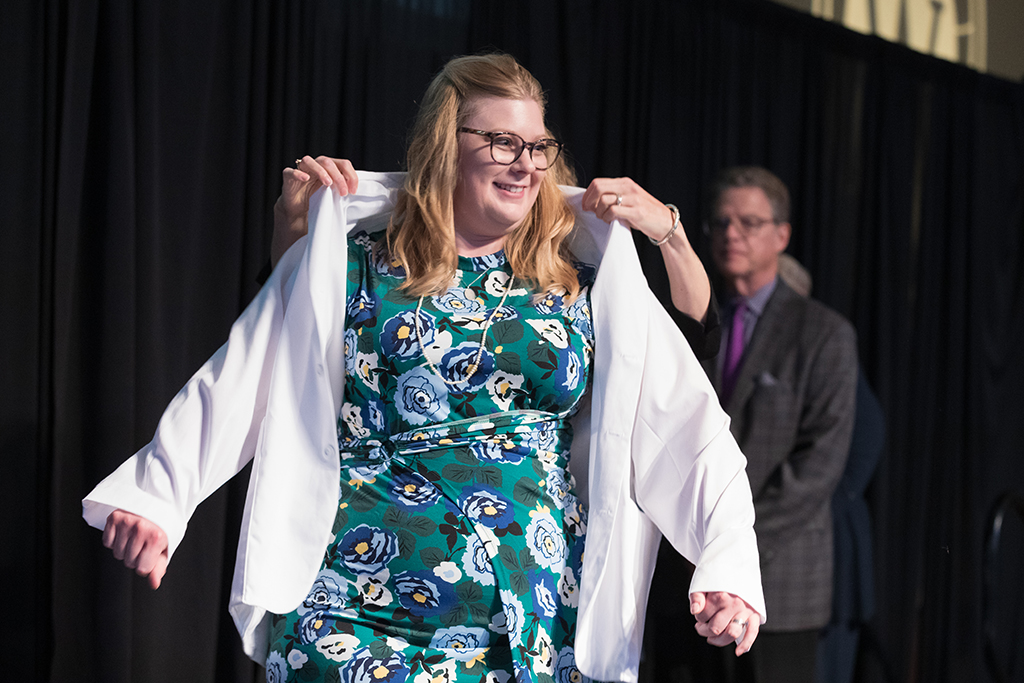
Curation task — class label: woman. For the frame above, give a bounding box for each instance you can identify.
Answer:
[85,54,763,683]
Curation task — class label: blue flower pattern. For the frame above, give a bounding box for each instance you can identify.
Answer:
[266,227,597,682]
[341,647,411,683]
[338,525,399,575]
[458,485,516,530]
[381,310,434,360]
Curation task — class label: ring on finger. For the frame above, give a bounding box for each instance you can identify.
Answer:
[294,158,303,166]
[615,194,623,206]
[731,618,749,627]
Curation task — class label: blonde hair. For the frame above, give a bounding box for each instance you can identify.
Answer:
[386,53,580,300]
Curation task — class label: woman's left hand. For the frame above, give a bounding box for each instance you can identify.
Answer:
[689,591,761,656]
[581,177,712,323]
[580,177,678,243]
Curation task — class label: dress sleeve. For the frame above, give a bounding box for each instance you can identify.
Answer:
[255,259,273,286]
[663,289,721,361]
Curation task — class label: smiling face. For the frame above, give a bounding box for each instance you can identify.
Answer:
[452,96,548,256]
[711,186,791,296]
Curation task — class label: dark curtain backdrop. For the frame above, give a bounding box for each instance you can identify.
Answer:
[3,1,1023,682]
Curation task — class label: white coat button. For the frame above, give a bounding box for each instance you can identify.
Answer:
[324,446,335,458]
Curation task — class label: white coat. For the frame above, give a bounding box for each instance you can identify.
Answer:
[83,172,764,683]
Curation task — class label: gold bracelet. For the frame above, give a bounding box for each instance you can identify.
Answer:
[649,203,680,246]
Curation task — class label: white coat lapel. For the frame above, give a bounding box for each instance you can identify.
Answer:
[239,175,401,615]
[563,188,653,679]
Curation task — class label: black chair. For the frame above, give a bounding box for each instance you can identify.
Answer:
[982,492,1024,683]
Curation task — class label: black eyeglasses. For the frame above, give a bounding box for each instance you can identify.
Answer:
[458,127,563,170]
[703,215,777,236]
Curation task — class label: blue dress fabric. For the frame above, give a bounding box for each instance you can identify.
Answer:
[265,228,598,683]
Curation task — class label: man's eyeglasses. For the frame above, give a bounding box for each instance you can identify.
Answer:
[458,127,563,170]
[703,215,777,237]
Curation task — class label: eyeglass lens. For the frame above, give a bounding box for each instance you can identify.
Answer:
[489,133,561,169]
[707,216,774,234]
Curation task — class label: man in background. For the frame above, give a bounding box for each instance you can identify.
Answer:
[700,166,859,683]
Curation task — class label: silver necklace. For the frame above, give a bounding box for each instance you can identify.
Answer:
[414,273,515,386]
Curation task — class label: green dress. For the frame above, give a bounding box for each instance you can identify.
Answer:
[265,227,598,683]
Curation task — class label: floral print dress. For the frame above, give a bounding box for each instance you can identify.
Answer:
[265,226,598,683]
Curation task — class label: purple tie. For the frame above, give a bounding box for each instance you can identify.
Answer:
[721,302,747,402]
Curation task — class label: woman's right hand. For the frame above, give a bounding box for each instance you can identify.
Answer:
[103,509,169,590]
[272,156,360,266]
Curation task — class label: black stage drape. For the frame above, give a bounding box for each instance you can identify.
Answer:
[3,1,1022,681]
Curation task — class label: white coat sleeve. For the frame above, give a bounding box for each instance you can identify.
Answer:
[81,240,306,559]
[630,290,767,622]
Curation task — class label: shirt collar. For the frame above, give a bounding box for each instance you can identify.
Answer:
[727,276,778,317]
[743,276,778,316]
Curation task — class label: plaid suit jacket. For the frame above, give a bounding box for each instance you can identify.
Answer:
[703,279,858,631]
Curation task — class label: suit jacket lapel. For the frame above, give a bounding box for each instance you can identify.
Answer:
[725,281,796,416]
